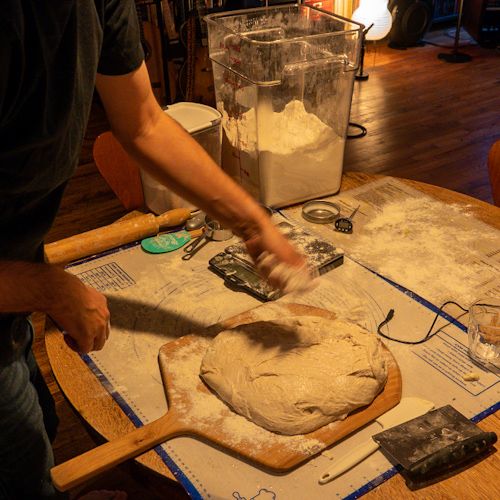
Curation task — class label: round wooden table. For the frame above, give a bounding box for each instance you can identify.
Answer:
[45,173,499,499]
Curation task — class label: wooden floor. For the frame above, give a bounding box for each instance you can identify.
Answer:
[35,27,500,499]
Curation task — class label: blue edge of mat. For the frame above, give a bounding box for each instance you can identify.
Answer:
[71,242,499,500]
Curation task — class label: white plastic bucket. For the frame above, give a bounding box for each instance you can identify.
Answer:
[141,102,222,214]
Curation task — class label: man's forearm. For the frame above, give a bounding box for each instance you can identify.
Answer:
[95,64,269,240]
[0,261,64,315]
[0,260,111,352]
[123,114,269,238]
[95,63,307,279]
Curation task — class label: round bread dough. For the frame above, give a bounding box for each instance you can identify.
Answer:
[200,316,388,435]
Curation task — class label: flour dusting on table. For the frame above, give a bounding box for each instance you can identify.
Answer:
[346,197,499,305]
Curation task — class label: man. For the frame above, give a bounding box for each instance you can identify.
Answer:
[0,1,308,498]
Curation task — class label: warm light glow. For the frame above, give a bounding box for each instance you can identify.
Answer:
[352,0,392,41]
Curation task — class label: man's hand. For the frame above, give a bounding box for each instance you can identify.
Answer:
[47,270,110,353]
[244,217,303,266]
[242,217,316,293]
[0,261,110,353]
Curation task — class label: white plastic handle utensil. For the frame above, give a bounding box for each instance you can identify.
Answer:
[319,397,435,485]
[319,439,379,485]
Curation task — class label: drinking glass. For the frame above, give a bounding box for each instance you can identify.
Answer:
[468,297,500,367]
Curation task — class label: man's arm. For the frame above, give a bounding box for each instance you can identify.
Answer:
[0,261,109,353]
[95,63,306,279]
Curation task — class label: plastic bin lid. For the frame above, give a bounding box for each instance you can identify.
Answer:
[163,102,221,134]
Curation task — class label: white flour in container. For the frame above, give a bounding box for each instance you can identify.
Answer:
[222,100,345,207]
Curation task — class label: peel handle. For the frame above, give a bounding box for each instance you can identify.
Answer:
[50,412,184,492]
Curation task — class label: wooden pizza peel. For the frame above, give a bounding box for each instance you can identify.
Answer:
[50,303,402,492]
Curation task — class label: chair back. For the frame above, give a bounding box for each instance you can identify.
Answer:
[93,131,145,210]
[488,139,500,207]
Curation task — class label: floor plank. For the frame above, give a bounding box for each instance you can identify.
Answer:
[345,34,499,203]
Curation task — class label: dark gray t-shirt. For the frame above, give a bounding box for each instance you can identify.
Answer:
[0,0,144,261]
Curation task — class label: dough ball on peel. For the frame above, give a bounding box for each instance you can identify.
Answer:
[200,316,388,435]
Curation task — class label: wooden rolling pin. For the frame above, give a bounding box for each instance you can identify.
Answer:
[44,208,192,265]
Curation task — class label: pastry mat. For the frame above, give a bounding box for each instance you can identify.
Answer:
[67,207,498,499]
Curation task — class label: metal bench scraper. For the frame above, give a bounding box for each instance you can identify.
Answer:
[372,405,497,487]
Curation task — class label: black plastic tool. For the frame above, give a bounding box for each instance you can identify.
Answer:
[373,405,497,488]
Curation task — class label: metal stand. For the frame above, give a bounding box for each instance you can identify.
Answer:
[437,0,472,63]
[355,42,369,81]
[355,24,374,81]
[350,24,373,138]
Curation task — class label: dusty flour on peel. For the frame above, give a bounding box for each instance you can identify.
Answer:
[221,100,345,207]
[161,337,324,454]
[200,316,387,435]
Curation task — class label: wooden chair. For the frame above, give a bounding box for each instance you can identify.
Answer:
[93,131,145,210]
[488,139,500,207]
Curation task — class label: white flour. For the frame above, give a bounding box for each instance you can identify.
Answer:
[346,197,500,306]
[162,338,325,454]
[221,100,345,207]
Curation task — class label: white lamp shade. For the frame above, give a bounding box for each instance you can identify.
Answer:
[352,0,393,41]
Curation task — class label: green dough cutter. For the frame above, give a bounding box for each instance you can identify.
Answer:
[141,230,191,254]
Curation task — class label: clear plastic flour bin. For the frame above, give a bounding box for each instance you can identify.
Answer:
[140,102,222,214]
[205,4,363,208]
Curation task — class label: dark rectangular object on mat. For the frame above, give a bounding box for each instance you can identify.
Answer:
[373,405,497,479]
[209,221,343,301]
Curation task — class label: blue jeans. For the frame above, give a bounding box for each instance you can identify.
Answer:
[0,315,61,499]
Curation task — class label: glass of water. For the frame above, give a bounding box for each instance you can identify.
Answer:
[468,297,500,367]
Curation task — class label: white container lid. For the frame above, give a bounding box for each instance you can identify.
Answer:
[163,102,221,134]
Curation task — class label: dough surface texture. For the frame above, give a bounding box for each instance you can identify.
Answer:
[200,316,388,435]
